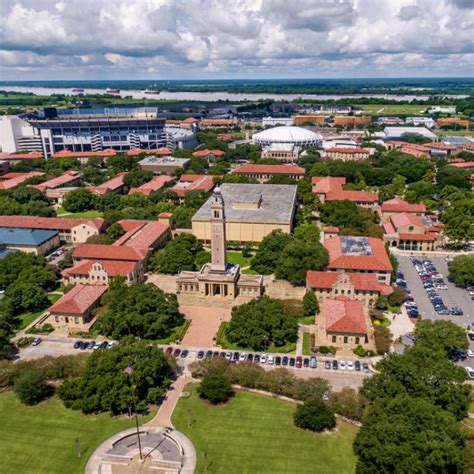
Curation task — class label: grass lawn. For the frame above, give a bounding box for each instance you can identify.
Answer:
[14,294,62,330]
[226,251,253,268]
[435,130,474,137]
[302,332,311,356]
[0,391,155,474]
[173,384,358,474]
[298,315,315,325]
[56,207,103,219]
[242,268,259,275]
[154,320,191,344]
[358,104,427,115]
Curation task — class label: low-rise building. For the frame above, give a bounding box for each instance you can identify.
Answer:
[192,183,297,243]
[261,143,300,163]
[262,117,294,127]
[88,172,126,195]
[0,227,60,255]
[377,117,404,126]
[312,176,377,208]
[139,156,190,175]
[324,235,393,285]
[333,116,371,127]
[51,149,116,165]
[325,147,371,161]
[232,164,305,183]
[400,144,431,157]
[0,215,107,243]
[170,175,216,203]
[192,149,225,162]
[307,271,393,306]
[200,118,237,129]
[128,175,174,197]
[30,171,81,193]
[48,284,108,331]
[405,117,436,128]
[383,212,442,251]
[0,151,44,165]
[380,198,426,223]
[437,117,470,130]
[383,126,437,142]
[0,171,45,191]
[292,115,327,126]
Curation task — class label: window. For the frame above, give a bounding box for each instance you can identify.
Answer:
[355,337,360,344]
[331,335,336,343]
[343,336,348,344]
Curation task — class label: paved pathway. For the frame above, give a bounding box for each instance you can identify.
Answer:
[386,306,414,341]
[181,306,231,347]
[296,324,306,356]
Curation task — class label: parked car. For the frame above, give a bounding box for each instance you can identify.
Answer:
[275,356,281,366]
[181,350,189,358]
[339,360,346,370]
[467,349,474,358]
[219,351,226,358]
[468,333,474,341]
[303,358,310,368]
[332,359,338,370]
[32,336,42,346]
[354,360,361,371]
[325,360,331,370]
[73,340,81,349]
[296,356,302,368]
[309,356,317,368]
[450,307,463,316]
[289,357,295,367]
[254,354,260,363]
[362,363,369,373]
[165,346,173,354]
[347,361,354,371]
[247,353,254,362]
[239,352,247,362]
[282,356,288,366]
[197,350,204,359]
[259,354,266,364]
[465,367,474,379]
[213,351,219,358]
[99,341,108,349]
[87,341,95,350]
[174,348,181,357]
[267,355,274,365]
[225,351,232,360]
[232,352,239,362]
[205,350,213,358]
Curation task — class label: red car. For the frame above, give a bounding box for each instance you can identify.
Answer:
[165,347,173,354]
[296,356,303,368]
[173,348,181,357]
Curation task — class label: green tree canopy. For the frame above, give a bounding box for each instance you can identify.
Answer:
[63,188,96,213]
[198,374,234,404]
[354,395,467,474]
[293,396,336,433]
[106,222,126,241]
[5,283,50,315]
[57,337,174,414]
[14,369,51,405]
[250,230,293,274]
[303,291,319,316]
[226,296,298,351]
[448,254,474,287]
[97,279,184,341]
[123,170,154,189]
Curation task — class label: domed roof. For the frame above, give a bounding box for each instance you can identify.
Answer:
[252,126,322,145]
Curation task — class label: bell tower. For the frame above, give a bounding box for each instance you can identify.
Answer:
[210,187,227,272]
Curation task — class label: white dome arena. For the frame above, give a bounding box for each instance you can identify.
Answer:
[252,126,322,147]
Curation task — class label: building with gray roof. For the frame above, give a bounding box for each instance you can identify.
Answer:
[0,227,60,255]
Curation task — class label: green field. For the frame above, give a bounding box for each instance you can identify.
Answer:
[435,130,474,137]
[56,207,103,219]
[0,391,155,474]
[173,385,358,474]
[302,332,311,356]
[226,251,253,268]
[358,104,428,115]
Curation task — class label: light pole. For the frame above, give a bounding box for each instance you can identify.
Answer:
[124,365,143,461]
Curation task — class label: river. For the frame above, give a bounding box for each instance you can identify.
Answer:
[1,86,467,103]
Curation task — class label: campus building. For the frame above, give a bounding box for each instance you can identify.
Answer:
[325,147,371,161]
[177,188,263,300]
[333,116,371,127]
[379,198,426,223]
[139,156,190,175]
[0,227,60,255]
[261,143,300,163]
[232,164,305,183]
[24,107,166,157]
[252,126,322,148]
[192,183,297,243]
[170,175,216,203]
[324,235,393,285]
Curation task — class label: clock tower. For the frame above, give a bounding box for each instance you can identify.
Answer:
[210,187,227,272]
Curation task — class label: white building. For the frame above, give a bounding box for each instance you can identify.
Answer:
[0,116,42,153]
[253,126,322,148]
[262,117,294,127]
[405,117,436,128]
[164,127,198,150]
[383,127,437,141]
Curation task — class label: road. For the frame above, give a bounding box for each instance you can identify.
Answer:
[396,254,474,371]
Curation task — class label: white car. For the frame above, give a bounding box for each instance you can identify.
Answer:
[468,350,474,358]
[225,351,232,360]
[347,361,354,371]
[339,361,346,370]
[267,355,274,365]
[260,354,267,364]
[465,367,474,379]
[239,352,247,362]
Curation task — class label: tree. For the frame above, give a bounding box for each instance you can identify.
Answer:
[14,369,50,405]
[293,396,336,432]
[106,222,126,241]
[63,188,96,212]
[57,337,174,414]
[448,254,474,287]
[123,170,153,189]
[361,345,470,420]
[354,395,467,473]
[226,296,298,351]
[442,196,474,246]
[184,190,210,209]
[0,252,53,290]
[86,234,112,245]
[13,186,48,204]
[329,387,367,422]
[151,234,204,274]
[97,279,184,341]
[275,240,328,286]
[250,230,293,274]
[5,284,50,315]
[302,291,319,316]
[387,286,406,307]
[16,266,58,290]
[198,374,233,404]
[414,319,468,359]
[373,325,391,354]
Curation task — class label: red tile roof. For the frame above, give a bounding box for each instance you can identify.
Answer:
[73,244,147,261]
[128,147,173,156]
[0,215,106,232]
[307,271,393,296]
[62,259,138,278]
[381,198,426,214]
[0,172,26,181]
[325,297,367,334]
[30,171,80,192]
[323,226,340,233]
[398,233,437,241]
[113,220,169,250]
[0,151,43,160]
[49,284,107,315]
[128,175,174,196]
[51,149,116,159]
[192,149,225,157]
[312,176,346,193]
[234,164,305,175]
[390,212,424,229]
[171,174,216,197]
[325,236,393,272]
[326,190,377,203]
[450,161,474,169]
[0,172,45,190]
[326,148,370,154]
[88,172,126,195]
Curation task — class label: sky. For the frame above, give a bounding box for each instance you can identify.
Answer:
[0,0,473,80]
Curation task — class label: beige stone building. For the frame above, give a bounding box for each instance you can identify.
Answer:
[177,188,263,300]
[192,183,297,243]
[261,143,300,163]
[232,164,305,183]
[0,228,60,256]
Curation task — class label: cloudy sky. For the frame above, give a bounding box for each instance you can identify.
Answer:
[0,0,473,80]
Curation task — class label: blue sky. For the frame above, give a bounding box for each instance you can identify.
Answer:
[0,0,473,80]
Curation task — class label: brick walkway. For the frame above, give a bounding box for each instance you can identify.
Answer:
[180,305,231,347]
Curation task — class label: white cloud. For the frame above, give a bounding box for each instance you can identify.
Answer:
[0,0,473,79]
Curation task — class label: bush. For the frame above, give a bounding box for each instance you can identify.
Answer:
[329,387,367,422]
[374,326,391,354]
[198,374,233,404]
[353,345,368,357]
[14,369,51,405]
[294,396,336,432]
[242,244,252,258]
[375,296,388,310]
[318,346,336,355]
[303,291,319,316]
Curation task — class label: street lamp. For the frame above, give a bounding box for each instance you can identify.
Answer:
[124,365,143,461]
